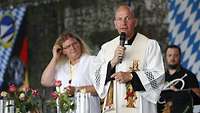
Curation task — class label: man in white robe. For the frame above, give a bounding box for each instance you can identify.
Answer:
[90,4,165,113]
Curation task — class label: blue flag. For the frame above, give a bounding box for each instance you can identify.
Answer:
[0,6,26,89]
[168,0,200,84]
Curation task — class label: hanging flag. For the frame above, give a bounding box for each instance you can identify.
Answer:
[0,6,26,89]
[19,36,30,90]
[168,0,200,84]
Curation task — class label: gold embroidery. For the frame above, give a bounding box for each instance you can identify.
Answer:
[129,60,140,72]
[125,84,137,108]
[105,81,114,108]
[125,59,140,108]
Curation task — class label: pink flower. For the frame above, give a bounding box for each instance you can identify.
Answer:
[54,80,62,87]
[49,80,75,112]
[8,84,17,93]
[51,91,59,100]
[1,84,41,113]
[32,89,40,97]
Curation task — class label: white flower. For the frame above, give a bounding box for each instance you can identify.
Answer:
[0,91,8,97]
[19,92,26,100]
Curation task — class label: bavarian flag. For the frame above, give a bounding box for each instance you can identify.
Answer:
[0,6,27,90]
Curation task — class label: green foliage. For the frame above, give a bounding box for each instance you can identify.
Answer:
[0,84,41,113]
[48,80,75,113]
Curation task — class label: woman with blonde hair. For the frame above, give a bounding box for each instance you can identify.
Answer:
[41,32,100,113]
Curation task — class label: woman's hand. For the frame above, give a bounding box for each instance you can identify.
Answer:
[66,86,75,97]
[52,44,62,60]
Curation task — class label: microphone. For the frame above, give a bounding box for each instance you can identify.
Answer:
[119,32,126,63]
[120,32,126,47]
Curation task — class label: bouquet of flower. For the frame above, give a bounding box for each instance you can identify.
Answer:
[0,83,41,113]
[48,80,75,113]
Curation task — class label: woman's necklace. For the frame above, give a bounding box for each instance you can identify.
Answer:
[69,61,76,84]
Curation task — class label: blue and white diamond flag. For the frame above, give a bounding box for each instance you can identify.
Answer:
[0,6,26,88]
[168,0,200,84]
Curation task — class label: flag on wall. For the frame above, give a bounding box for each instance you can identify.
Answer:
[0,6,26,89]
[168,0,200,84]
[19,36,29,89]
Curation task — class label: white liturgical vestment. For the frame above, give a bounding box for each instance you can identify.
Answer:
[90,33,165,113]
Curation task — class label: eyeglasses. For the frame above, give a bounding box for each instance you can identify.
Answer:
[62,41,79,50]
[115,16,134,22]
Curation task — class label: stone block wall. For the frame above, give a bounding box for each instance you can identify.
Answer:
[63,0,168,54]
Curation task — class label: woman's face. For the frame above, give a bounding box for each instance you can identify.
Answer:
[62,37,82,62]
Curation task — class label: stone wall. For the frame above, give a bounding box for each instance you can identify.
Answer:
[63,0,168,54]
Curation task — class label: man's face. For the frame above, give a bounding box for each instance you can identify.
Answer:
[166,48,180,68]
[62,37,82,61]
[114,6,137,38]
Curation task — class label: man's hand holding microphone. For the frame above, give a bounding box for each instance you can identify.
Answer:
[110,32,126,67]
[110,32,133,83]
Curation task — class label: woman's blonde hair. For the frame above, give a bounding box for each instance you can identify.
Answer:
[55,32,90,61]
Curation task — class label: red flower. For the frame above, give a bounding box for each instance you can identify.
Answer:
[49,81,75,112]
[8,84,17,93]
[54,80,62,87]
[1,84,41,113]
[32,89,40,97]
[51,91,59,100]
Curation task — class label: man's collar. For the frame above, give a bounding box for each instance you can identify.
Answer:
[125,32,137,45]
